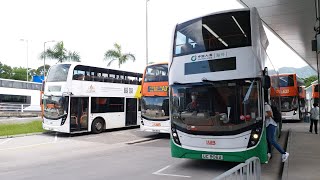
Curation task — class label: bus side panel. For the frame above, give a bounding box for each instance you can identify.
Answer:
[171,130,268,163]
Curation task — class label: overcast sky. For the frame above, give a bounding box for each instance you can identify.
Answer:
[0,0,308,73]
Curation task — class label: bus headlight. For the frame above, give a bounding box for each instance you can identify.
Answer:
[171,124,181,145]
[247,126,262,148]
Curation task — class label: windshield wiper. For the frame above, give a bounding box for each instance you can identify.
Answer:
[243,80,255,104]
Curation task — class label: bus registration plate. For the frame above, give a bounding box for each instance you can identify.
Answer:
[152,123,161,127]
[202,154,223,160]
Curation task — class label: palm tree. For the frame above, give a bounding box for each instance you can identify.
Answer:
[104,43,135,68]
[40,41,80,63]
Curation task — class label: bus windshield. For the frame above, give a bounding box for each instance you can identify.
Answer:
[144,64,168,82]
[47,64,71,82]
[141,97,169,120]
[281,96,298,112]
[279,75,294,87]
[173,10,251,57]
[170,80,262,133]
[43,95,68,119]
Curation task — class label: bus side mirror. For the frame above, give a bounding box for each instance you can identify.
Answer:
[263,75,271,89]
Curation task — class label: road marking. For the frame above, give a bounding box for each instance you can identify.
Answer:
[0,139,70,151]
[153,165,191,178]
[0,138,12,145]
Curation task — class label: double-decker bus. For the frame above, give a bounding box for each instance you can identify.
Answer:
[272,74,306,121]
[140,62,170,133]
[42,63,142,133]
[312,83,320,104]
[169,8,281,163]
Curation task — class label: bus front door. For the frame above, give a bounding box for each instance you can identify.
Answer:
[125,98,137,126]
[70,97,89,132]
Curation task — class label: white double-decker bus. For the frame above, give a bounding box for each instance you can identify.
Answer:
[42,63,142,133]
[169,8,281,163]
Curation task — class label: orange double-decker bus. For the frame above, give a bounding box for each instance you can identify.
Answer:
[140,62,170,133]
[272,73,306,121]
[311,83,320,104]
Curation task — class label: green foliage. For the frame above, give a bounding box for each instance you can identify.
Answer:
[40,41,81,63]
[36,65,51,76]
[304,75,318,87]
[0,62,13,79]
[104,43,135,68]
[0,120,44,136]
[11,67,28,81]
[0,61,49,81]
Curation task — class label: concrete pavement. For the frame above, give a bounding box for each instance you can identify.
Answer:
[282,122,320,180]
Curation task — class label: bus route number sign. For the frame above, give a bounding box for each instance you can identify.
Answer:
[202,154,223,160]
[148,86,168,92]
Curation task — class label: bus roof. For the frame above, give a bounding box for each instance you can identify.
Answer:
[53,62,143,78]
[176,8,250,26]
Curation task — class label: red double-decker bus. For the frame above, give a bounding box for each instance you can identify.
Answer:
[140,62,169,133]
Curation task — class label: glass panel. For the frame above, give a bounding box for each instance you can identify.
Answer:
[43,95,69,119]
[91,97,124,113]
[141,97,169,120]
[171,80,261,133]
[0,94,30,104]
[281,96,298,112]
[47,64,71,82]
[144,64,168,82]
[279,75,294,87]
[174,11,251,57]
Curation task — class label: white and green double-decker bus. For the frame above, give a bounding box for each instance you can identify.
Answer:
[169,8,280,163]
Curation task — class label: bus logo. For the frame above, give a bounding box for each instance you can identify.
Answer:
[87,85,96,93]
[206,140,216,145]
[191,55,197,61]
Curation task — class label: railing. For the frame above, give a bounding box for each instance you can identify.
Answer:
[213,157,261,180]
[0,103,41,112]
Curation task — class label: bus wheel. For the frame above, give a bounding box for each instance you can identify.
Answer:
[92,118,104,134]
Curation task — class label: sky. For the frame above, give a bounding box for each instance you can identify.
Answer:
[0,0,308,74]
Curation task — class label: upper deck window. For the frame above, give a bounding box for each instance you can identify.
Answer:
[174,11,251,57]
[144,64,168,82]
[47,64,71,82]
[279,75,294,87]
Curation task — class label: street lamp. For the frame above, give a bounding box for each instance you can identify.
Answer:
[20,39,29,81]
[146,0,151,65]
[43,40,55,77]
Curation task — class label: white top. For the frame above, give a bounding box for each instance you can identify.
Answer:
[265,103,277,127]
[310,106,319,120]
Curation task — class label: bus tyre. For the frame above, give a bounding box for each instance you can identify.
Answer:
[92,118,104,134]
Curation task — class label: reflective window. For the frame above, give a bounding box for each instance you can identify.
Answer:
[141,97,169,120]
[144,64,168,82]
[0,94,31,104]
[47,64,71,82]
[43,95,69,119]
[279,75,294,87]
[91,97,124,113]
[171,79,261,133]
[174,10,251,57]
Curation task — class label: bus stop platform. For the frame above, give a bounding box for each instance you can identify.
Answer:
[282,122,320,180]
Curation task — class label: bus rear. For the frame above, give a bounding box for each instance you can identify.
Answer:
[140,63,170,133]
[277,74,306,120]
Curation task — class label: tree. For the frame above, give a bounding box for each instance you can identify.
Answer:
[304,75,318,87]
[40,41,80,63]
[11,67,28,81]
[104,43,135,68]
[36,65,51,76]
[0,62,13,79]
